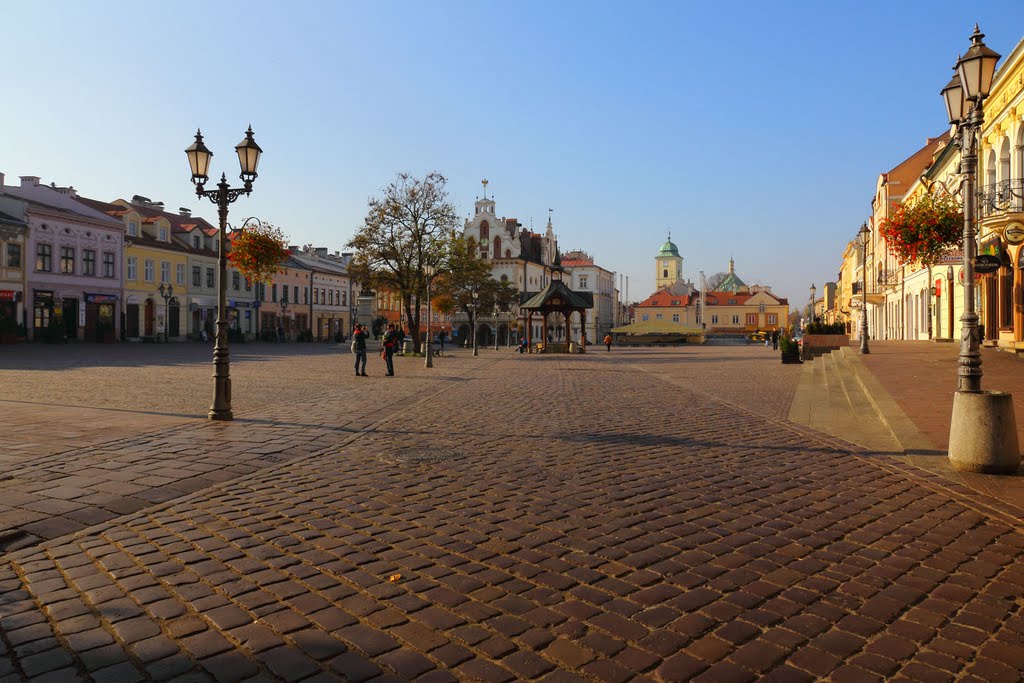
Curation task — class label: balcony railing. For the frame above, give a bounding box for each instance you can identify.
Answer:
[979,179,1024,218]
[877,269,900,288]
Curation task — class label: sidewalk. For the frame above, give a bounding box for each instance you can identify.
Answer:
[856,340,1024,509]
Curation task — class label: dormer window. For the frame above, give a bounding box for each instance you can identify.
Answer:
[158,227,168,242]
[128,221,138,237]
[193,234,201,249]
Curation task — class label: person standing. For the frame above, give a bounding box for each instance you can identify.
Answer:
[603,333,613,352]
[381,323,398,376]
[771,329,779,350]
[352,323,369,376]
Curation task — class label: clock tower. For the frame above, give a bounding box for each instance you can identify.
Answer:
[655,234,683,290]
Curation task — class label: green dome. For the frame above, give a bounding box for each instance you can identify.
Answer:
[658,240,679,257]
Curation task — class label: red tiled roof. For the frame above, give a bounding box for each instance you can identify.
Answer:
[560,258,592,267]
[636,290,692,307]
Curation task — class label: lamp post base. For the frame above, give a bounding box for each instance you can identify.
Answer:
[948,390,1020,474]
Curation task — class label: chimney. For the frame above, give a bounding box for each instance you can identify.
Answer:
[152,201,164,210]
[0,172,5,187]
[179,207,191,217]
[131,194,150,205]
[20,176,41,188]
[315,247,328,257]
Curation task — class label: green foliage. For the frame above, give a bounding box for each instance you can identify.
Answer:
[805,321,846,334]
[779,328,798,354]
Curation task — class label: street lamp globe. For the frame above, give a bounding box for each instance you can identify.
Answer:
[235,126,263,186]
[185,130,213,186]
[956,26,1000,101]
[942,68,966,125]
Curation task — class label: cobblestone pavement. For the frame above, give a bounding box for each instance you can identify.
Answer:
[2,345,1024,682]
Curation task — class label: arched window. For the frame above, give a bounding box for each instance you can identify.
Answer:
[986,148,997,187]
[505,249,511,258]
[1016,125,1024,181]
[479,220,489,240]
[494,236,501,257]
[663,269,668,278]
[999,137,1011,184]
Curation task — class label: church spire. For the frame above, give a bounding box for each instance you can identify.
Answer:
[729,257,735,274]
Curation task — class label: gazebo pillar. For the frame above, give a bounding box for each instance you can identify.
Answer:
[542,313,549,351]
[580,309,587,350]
[526,312,533,353]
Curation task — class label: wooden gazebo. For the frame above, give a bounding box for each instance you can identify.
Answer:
[520,274,594,353]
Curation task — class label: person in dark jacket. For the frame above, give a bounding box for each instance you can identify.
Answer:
[352,323,369,376]
[381,323,398,376]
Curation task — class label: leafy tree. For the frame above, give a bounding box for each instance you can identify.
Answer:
[433,235,519,344]
[347,172,458,353]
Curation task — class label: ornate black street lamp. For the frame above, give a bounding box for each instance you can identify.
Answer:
[185,127,262,421]
[157,284,173,344]
[424,264,435,368]
[940,26,1020,473]
[858,222,870,354]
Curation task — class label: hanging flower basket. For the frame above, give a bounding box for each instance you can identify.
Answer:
[878,193,963,266]
[227,222,290,284]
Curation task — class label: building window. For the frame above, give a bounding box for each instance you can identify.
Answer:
[579,276,588,289]
[61,246,75,274]
[103,252,115,277]
[342,291,347,306]
[127,256,137,281]
[83,249,96,276]
[732,315,740,324]
[712,315,719,324]
[641,314,649,321]
[328,290,334,306]
[193,234,201,249]
[232,271,240,290]
[655,313,663,320]
[672,314,679,323]
[294,286,299,303]
[176,263,185,285]
[160,261,170,284]
[143,258,154,282]
[303,287,308,304]
[244,278,252,292]
[333,289,338,305]
[206,268,215,288]
[6,243,21,268]
[272,284,278,302]
[128,221,138,237]
[746,313,756,325]
[314,288,319,304]
[158,227,168,242]
[192,265,201,287]
[768,314,777,325]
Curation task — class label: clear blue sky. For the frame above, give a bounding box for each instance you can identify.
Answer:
[3,1,1024,306]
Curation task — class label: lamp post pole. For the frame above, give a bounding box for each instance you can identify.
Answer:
[809,284,816,327]
[858,222,870,354]
[158,284,173,344]
[185,127,262,421]
[471,291,479,356]
[424,265,435,368]
[494,307,499,351]
[280,299,289,341]
[941,26,1020,473]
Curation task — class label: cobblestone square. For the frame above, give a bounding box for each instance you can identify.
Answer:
[1,343,1023,681]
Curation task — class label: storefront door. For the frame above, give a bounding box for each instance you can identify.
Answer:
[169,304,180,338]
[63,298,78,339]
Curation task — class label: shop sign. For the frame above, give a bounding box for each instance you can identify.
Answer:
[1004,222,1024,245]
[936,250,964,264]
[79,300,86,327]
[0,290,16,301]
[84,293,118,303]
[974,254,1001,274]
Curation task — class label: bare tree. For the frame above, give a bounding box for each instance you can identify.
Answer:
[347,172,458,353]
[703,271,728,291]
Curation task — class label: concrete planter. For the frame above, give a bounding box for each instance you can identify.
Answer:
[781,351,802,364]
[802,334,848,360]
[948,390,1020,474]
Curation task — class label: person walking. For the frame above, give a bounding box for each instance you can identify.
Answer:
[352,323,369,376]
[771,329,779,351]
[603,333,613,352]
[381,323,398,376]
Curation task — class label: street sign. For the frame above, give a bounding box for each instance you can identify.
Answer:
[974,254,1001,274]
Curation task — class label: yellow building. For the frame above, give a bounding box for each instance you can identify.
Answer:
[979,34,1024,353]
[79,197,191,340]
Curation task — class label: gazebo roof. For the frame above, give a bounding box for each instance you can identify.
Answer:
[520,280,594,311]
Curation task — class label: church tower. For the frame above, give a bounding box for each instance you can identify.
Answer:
[655,233,683,290]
